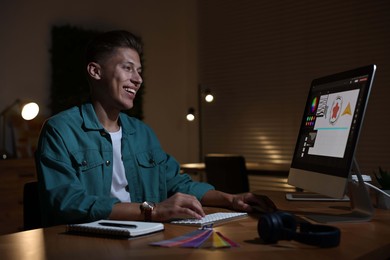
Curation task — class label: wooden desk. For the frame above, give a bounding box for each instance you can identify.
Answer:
[0,190,389,259]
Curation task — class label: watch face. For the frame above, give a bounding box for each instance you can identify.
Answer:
[140,201,155,222]
[142,201,155,210]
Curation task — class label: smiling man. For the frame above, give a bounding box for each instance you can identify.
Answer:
[35,30,276,227]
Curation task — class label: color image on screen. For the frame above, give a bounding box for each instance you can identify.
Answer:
[307,89,359,158]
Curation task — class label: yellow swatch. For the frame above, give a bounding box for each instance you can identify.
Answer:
[212,232,231,248]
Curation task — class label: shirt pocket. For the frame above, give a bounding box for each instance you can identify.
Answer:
[135,149,167,200]
[136,149,166,169]
[72,150,105,175]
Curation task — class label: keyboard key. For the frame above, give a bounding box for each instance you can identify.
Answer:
[170,212,248,227]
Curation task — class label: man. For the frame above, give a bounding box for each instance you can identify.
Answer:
[36,30,276,227]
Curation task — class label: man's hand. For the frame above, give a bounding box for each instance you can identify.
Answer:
[231,193,277,213]
[152,193,206,221]
[201,190,277,213]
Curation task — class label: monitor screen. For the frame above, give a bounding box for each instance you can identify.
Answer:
[288,65,376,199]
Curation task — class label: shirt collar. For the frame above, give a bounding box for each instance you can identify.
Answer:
[81,103,102,130]
[81,103,136,135]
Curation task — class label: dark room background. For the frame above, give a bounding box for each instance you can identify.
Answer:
[198,0,389,174]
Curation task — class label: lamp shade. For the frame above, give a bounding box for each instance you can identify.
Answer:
[204,89,214,103]
[21,102,39,120]
[186,107,195,121]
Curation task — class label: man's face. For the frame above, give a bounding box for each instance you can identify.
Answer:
[96,47,143,111]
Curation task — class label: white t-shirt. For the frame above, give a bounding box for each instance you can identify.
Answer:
[109,127,131,202]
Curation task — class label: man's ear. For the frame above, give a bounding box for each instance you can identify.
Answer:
[87,62,102,80]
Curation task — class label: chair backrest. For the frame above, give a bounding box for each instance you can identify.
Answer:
[204,154,249,194]
[23,181,42,230]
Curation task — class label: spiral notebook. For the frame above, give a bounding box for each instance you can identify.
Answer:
[67,220,164,238]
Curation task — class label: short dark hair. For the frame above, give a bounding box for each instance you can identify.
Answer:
[85,30,143,66]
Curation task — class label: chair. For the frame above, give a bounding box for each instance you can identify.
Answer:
[204,154,249,194]
[23,181,42,230]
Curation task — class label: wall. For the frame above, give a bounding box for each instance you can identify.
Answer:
[198,0,390,174]
[2,0,388,173]
[0,0,199,163]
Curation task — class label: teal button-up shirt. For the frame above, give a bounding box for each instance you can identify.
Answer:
[35,103,214,226]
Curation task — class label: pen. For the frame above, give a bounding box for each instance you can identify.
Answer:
[98,222,137,228]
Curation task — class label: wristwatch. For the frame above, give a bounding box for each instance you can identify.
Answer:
[140,201,156,221]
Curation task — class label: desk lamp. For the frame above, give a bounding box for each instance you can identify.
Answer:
[186,86,214,162]
[0,99,39,159]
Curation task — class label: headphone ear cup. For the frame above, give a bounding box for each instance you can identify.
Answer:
[258,212,341,248]
[294,222,341,248]
[258,212,297,244]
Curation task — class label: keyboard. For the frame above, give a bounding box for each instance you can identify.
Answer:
[170,212,248,227]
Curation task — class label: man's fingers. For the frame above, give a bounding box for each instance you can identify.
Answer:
[156,192,206,220]
[176,207,204,219]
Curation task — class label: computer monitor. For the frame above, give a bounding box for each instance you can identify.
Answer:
[287,64,377,223]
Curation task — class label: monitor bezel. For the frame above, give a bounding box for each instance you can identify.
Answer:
[288,64,376,198]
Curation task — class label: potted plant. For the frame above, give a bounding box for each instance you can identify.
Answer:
[374,167,390,209]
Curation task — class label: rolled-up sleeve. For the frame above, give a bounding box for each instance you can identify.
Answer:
[165,155,214,200]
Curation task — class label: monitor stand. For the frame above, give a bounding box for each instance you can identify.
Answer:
[305,158,374,223]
